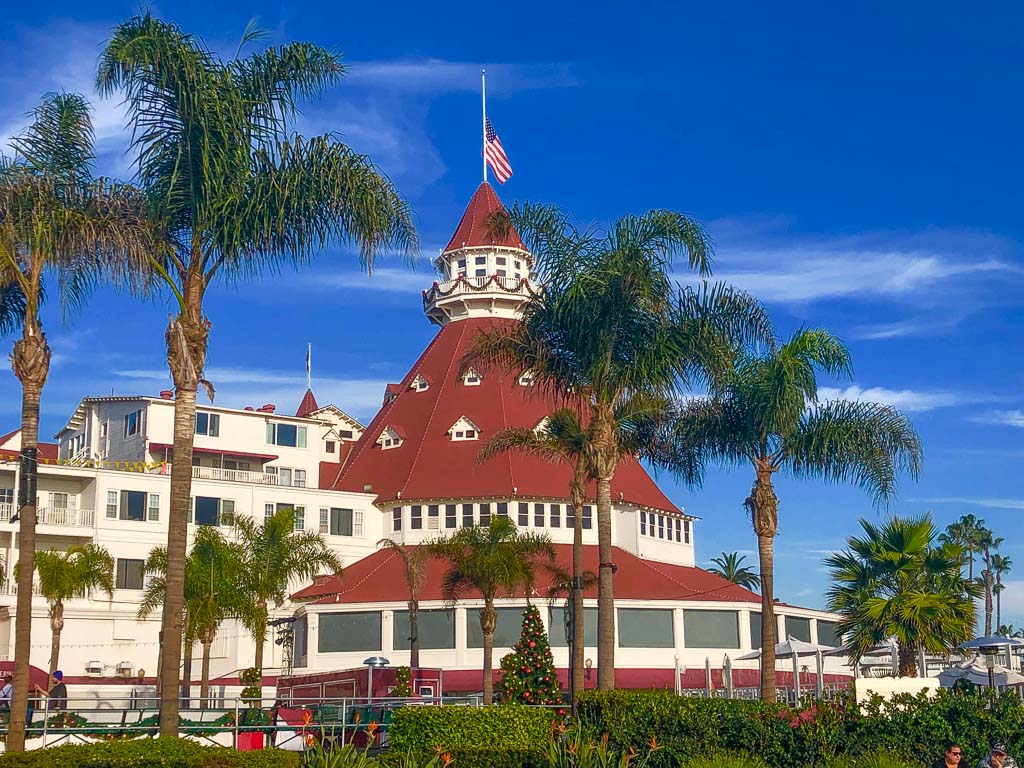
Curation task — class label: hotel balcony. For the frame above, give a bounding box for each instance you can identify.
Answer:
[0,504,96,529]
[149,464,297,486]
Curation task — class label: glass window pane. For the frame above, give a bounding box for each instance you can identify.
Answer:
[785,616,812,643]
[294,616,308,668]
[121,490,146,522]
[467,607,525,648]
[750,612,762,649]
[618,608,674,648]
[548,606,598,647]
[410,505,422,530]
[445,505,457,529]
[479,504,490,527]
[462,504,474,527]
[518,503,529,526]
[550,504,560,528]
[116,559,144,590]
[583,506,593,530]
[817,620,841,647]
[534,503,544,528]
[318,611,382,653]
[393,609,456,650]
[683,609,740,649]
[194,496,220,526]
[276,424,298,447]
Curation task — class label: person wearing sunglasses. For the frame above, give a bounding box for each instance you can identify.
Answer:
[938,743,966,768]
[979,744,1018,768]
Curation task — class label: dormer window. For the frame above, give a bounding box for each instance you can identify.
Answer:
[533,417,549,434]
[449,416,481,441]
[463,368,482,386]
[518,372,535,387]
[410,374,430,392]
[475,256,486,265]
[377,425,405,450]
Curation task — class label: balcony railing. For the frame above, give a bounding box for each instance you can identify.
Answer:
[189,465,281,485]
[0,504,96,527]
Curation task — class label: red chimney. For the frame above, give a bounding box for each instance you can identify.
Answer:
[159,390,174,400]
[261,404,276,414]
[244,406,255,412]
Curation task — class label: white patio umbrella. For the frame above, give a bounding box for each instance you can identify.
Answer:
[723,654,734,699]
[737,636,833,702]
[938,659,1024,688]
[705,656,713,695]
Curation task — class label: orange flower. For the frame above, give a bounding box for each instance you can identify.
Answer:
[647,735,662,751]
[302,710,313,725]
[434,744,447,755]
[440,752,453,766]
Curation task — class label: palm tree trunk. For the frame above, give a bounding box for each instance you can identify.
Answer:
[8,316,50,752]
[253,607,268,700]
[985,549,993,636]
[747,459,778,703]
[181,637,193,709]
[595,473,615,691]
[480,600,497,705]
[897,643,918,677]
[159,276,208,738]
[200,632,213,708]
[570,465,586,707]
[409,598,420,669]
[996,577,1002,632]
[968,546,977,634]
[48,602,64,675]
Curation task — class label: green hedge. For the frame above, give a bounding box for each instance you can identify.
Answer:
[576,688,1024,768]
[0,738,301,768]
[388,704,557,768]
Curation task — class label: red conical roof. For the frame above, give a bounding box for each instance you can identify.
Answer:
[295,388,320,417]
[443,182,525,253]
[332,317,680,513]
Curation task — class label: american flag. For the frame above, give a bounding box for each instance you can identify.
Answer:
[484,118,513,183]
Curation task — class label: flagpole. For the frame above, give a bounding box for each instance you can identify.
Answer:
[306,341,311,390]
[481,69,488,183]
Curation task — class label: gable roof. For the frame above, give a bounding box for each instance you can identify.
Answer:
[331,316,681,513]
[293,544,758,605]
[443,182,527,253]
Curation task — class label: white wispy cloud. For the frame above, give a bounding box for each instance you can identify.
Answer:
[971,410,1024,428]
[113,366,389,420]
[296,267,434,293]
[920,496,1024,511]
[344,59,577,93]
[817,385,963,412]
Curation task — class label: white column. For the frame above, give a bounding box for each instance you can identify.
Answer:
[738,610,753,650]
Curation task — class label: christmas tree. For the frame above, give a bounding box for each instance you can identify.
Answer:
[498,604,562,705]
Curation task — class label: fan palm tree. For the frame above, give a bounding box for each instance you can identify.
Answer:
[469,205,769,689]
[23,545,114,675]
[825,515,979,676]
[376,538,429,669]
[708,552,760,591]
[139,527,242,706]
[428,516,556,704]
[660,329,922,700]
[974,526,1003,636]
[0,92,153,751]
[993,553,1013,633]
[479,407,593,702]
[97,14,417,733]
[227,508,342,698]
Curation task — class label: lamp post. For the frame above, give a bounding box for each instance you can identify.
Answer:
[363,656,390,700]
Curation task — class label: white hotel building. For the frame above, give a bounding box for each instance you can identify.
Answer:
[0,182,848,696]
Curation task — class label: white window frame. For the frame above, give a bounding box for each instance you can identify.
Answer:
[410,374,430,392]
[266,422,307,448]
[462,368,482,386]
[195,412,220,437]
[378,426,403,450]
[148,493,160,522]
[106,490,118,519]
[123,409,142,438]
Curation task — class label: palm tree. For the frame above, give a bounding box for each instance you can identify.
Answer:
[940,514,985,633]
[428,516,556,704]
[974,526,1003,636]
[228,508,342,697]
[479,407,593,702]
[997,624,1022,638]
[139,527,242,706]
[662,329,922,700]
[708,552,761,591]
[0,275,25,337]
[469,206,769,689]
[376,538,429,669]
[97,14,417,734]
[993,553,1013,633]
[825,515,980,676]
[0,93,152,751]
[24,545,114,674]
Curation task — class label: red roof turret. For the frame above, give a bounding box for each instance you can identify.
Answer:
[295,388,320,418]
[443,182,525,253]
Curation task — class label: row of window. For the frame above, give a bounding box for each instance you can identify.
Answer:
[307,607,841,657]
[640,512,691,544]
[392,502,595,533]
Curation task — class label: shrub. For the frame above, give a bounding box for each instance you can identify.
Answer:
[683,753,770,768]
[0,738,300,768]
[388,704,557,768]
[824,752,924,768]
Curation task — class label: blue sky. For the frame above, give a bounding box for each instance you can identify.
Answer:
[0,2,1022,627]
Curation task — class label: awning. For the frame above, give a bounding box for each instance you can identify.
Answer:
[148,443,278,463]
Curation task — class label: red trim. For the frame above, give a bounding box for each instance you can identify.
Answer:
[148,443,278,462]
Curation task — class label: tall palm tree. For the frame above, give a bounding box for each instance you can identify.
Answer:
[940,514,985,633]
[825,515,980,676]
[376,538,429,669]
[228,508,342,697]
[469,206,769,689]
[479,407,593,702]
[993,553,1013,633]
[428,516,556,704]
[97,14,417,734]
[974,526,1002,636]
[0,275,25,337]
[661,329,922,700]
[0,93,152,751]
[139,527,242,706]
[25,545,114,674]
[708,552,761,591]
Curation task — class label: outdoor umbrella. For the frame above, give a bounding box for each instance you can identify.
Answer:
[938,659,1024,688]
[705,657,713,696]
[960,636,1024,651]
[723,654,734,699]
[737,636,833,703]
